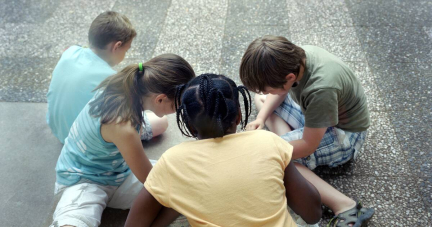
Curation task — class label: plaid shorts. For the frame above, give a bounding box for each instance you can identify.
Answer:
[140,111,154,141]
[274,94,367,170]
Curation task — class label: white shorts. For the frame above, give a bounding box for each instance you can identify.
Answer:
[50,172,142,227]
[50,160,158,227]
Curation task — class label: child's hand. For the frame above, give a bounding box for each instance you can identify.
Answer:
[246,118,265,131]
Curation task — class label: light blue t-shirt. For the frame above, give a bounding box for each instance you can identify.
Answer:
[46,45,116,143]
[56,102,131,186]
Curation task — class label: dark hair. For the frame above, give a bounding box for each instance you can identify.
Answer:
[239,35,306,93]
[88,11,137,49]
[175,74,252,139]
[89,54,195,128]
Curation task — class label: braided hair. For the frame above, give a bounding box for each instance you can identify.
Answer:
[175,74,252,138]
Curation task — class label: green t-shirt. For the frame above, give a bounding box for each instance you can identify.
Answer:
[289,45,370,132]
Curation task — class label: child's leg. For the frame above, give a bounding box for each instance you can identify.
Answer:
[256,93,363,216]
[51,182,116,227]
[108,173,143,209]
[141,111,168,140]
[254,94,292,135]
[294,163,356,215]
[109,173,190,226]
[269,123,357,215]
[294,127,367,170]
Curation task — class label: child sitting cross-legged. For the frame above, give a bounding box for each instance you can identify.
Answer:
[125,74,322,227]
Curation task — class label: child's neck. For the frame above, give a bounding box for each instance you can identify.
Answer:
[296,58,307,82]
[90,47,114,67]
[197,126,237,140]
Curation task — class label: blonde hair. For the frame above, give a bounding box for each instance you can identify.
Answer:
[88,11,137,49]
[89,54,195,127]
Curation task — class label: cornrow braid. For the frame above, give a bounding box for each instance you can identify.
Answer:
[237,85,252,130]
[174,73,252,139]
[175,84,194,137]
[175,84,186,113]
[210,88,228,136]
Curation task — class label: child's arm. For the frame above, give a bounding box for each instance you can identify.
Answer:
[101,122,153,183]
[291,88,338,159]
[125,187,180,227]
[246,93,286,130]
[284,160,322,224]
[289,127,327,160]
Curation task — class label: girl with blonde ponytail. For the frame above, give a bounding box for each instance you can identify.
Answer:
[50,54,195,227]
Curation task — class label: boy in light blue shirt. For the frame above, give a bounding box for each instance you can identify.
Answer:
[47,11,165,144]
[47,45,117,143]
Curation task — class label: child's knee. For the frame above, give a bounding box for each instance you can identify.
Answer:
[254,93,266,109]
[152,115,168,137]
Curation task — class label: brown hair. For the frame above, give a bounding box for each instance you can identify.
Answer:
[88,11,137,49]
[239,35,306,92]
[89,54,195,128]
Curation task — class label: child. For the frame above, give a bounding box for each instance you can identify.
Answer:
[240,35,374,226]
[46,11,167,144]
[125,74,322,226]
[50,54,195,227]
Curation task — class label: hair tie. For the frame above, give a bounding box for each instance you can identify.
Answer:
[138,63,143,72]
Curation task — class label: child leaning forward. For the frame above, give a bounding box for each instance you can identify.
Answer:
[50,54,195,227]
[240,35,374,226]
[126,74,322,226]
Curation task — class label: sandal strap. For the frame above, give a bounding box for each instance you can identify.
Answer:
[327,202,364,227]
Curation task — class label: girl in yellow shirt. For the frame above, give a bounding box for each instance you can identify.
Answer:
[125,74,322,226]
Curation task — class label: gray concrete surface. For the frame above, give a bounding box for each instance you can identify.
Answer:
[1,0,431,226]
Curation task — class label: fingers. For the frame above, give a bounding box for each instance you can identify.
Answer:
[245,123,263,131]
[245,123,256,131]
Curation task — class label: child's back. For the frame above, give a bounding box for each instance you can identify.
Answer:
[46,11,136,143]
[47,46,116,143]
[145,130,296,226]
[56,100,129,187]
[291,45,369,133]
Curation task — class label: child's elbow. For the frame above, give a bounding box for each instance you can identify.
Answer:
[303,206,322,224]
[301,193,322,224]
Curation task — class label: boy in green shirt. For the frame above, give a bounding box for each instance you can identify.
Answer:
[240,35,374,226]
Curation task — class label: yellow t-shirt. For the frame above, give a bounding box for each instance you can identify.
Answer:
[144,130,296,227]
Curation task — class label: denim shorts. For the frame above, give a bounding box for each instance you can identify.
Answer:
[274,94,367,170]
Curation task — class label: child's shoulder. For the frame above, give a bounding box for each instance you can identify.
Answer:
[236,130,280,143]
[58,45,84,62]
[303,45,344,64]
[245,129,278,137]
[301,45,327,54]
[62,45,83,55]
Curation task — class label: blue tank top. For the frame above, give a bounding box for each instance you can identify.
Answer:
[55,100,132,186]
